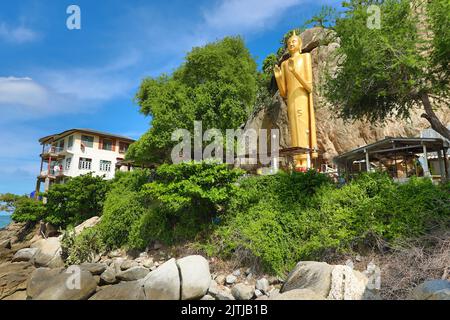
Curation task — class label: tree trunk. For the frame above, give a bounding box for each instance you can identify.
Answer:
[420,93,450,140]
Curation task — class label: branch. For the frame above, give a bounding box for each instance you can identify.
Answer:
[420,93,450,140]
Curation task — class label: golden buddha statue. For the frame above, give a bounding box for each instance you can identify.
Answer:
[274,30,318,169]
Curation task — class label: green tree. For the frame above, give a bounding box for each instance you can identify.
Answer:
[127,36,258,164]
[1,193,46,223]
[44,174,110,228]
[315,0,450,139]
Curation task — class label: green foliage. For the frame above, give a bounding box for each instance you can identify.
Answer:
[209,172,449,275]
[61,227,105,266]
[312,0,449,136]
[44,174,110,228]
[127,37,259,164]
[133,161,245,245]
[6,195,46,223]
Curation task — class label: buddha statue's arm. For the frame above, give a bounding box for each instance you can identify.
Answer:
[274,64,287,98]
[288,58,312,94]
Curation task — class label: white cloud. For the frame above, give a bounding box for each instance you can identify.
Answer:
[0,23,39,44]
[0,77,49,107]
[203,0,303,35]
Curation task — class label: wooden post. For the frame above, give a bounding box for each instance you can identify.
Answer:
[437,149,446,182]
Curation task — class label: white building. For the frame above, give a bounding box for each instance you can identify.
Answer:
[35,128,135,193]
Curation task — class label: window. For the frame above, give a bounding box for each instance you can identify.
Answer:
[99,160,112,172]
[65,157,72,170]
[68,136,74,149]
[78,157,92,170]
[58,139,65,150]
[81,135,94,148]
[102,139,113,151]
[119,142,129,153]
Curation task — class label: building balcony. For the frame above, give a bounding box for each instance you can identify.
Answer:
[38,169,69,179]
[41,146,66,160]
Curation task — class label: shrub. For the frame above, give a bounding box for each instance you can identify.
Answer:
[208,172,450,275]
[44,174,111,228]
[0,193,46,223]
[61,227,104,266]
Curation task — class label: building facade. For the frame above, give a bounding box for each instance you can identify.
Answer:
[36,129,135,194]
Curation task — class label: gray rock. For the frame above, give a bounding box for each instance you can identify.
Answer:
[116,266,150,281]
[409,280,450,300]
[256,295,269,300]
[99,266,118,285]
[89,281,145,300]
[281,261,333,297]
[0,261,36,300]
[216,288,235,300]
[254,289,264,298]
[216,274,226,285]
[232,269,241,277]
[80,262,107,275]
[120,260,139,271]
[427,289,450,300]
[226,275,237,285]
[208,280,219,297]
[142,258,180,300]
[26,267,64,299]
[12,248,38,262]
[327,265,370,300]
[142,258,154,269]
[273,289,325,300]
[28,267,97,300]
[201,294,215,300]
[256,278,270,293]
[177,255,211,300]
[30,237,64,268]
[231,283,254,300]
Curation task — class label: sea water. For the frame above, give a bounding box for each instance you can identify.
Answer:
[0,212,11,229]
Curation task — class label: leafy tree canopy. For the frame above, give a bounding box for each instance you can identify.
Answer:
[127,36,259,164]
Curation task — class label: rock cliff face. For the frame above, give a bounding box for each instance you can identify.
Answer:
[244,27,450,164]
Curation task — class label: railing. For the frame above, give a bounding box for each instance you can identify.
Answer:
[43,146,64,154]
[40,169,68,177]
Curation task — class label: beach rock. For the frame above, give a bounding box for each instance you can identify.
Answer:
[80,262,107,275]
[26,267,64,298]
[0,262,35,300]
[30,237,63,268]
[44,222,58,237]
[215,274,226,285]
[254,289,264,298]
[231,283,254,300]
[201,294,215,300]
[142,258,154,269]
[208,280,219,297]
[232,269,241,277]
[89,281,145,300]
[120,260,139,271]
[2,290,27,300]
[273,289,325,300]
[177,255,211,300]
[327,265,371,300]
[74,216,101,236]
[226,274,237,285]
[256,278,270,293]
[0,239,11,249]
[142,258,180,300]
[409,280,450,300]
[99,266,118,285]
[281,261,333,297]
[216,288,235,300]
[116,266,149,281]
[12,248,38,262]
[28,267,97,300]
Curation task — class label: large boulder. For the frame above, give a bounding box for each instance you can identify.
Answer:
[26,267,64,298]
[281,261,333,297]
[99,266,118,285]
[177,255,211,300]
[89,281,146,300]
[74,216,101,236]
[28,266,97,300]
[30,237,63,268]
[12,248,38,262]
[273,289,324,300]
[142,258,180,300]
[0,262,35,300]
[409,280,450,300]
[116,266,149,281]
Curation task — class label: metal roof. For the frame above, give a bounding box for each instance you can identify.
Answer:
[333,137,449,164]
[39,128,136,144]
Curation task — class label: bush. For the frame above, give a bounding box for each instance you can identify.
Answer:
[208,172,450,275]
[61,227,104,266]
[0,193,46,223]
[44,174,111,228]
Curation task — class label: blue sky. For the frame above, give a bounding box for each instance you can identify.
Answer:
[0,0,341,195]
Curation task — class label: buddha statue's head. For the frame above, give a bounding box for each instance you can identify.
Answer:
[287,30,302,55]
